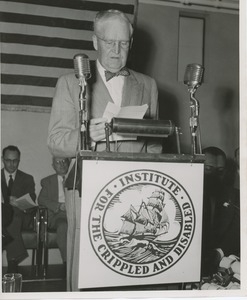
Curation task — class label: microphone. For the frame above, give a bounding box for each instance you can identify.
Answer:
[73,54,91,150]
[73,53,91,81]
[184,63,204,91]
[184,64,204,155]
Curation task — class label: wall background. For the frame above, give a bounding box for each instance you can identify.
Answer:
[131,4,239,155]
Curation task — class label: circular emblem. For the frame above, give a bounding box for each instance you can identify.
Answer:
[89,169,195,277]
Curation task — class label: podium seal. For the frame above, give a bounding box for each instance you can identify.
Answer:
[89,169,196,277]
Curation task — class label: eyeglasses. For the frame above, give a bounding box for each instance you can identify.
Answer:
[96,35,130,49]
[53,159,69,165]
[3,158,20,164]
[205,165,225,174]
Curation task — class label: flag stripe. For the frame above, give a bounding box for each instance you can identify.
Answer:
[2,84,54,97]
[1,0,138,112]
[1,45,96,61]
[0,2,135,23]
[1,64,73,79]
[1,54,73,69]
[1,21,93,44]
[0,2,98,22]
[0,0,136,14]
[0,12,93,30]
[1,74,58,87]
[1,33,94,50]
[1,95,52,107]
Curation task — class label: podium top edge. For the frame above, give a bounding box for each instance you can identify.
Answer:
[78,151,205,163]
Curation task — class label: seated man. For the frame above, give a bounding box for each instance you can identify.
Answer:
[2,201,14,247]
[214,146,240,258]
[201,146,227,275]
[38,157,70,270]
[201,146,240,275]
[1,145,36,272]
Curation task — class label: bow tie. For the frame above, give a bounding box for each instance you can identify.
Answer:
[105,67,130,82]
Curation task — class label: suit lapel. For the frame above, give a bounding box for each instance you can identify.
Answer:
[50,175,59,202]
[91,68,114,118]
[1,169,9,201]
[121,71,143,107]
[1,169,22,199]
[1,169,7,187]
[92,74,113,118]
[11,170,22,196]
[90,66,143,115]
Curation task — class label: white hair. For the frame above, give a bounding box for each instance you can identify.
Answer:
[94,9,133,38]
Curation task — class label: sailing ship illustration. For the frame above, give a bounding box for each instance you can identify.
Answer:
[118,190,171,239]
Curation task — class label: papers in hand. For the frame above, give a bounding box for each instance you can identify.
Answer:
[14,193,37,211]
[103,103,148,141]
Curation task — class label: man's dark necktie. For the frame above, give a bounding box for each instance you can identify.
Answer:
[8,175,14,195]
[105,67,130,82]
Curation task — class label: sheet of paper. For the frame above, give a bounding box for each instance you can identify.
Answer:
[103,103,148,141]
[15,193,37,211]
[117,104,148,119]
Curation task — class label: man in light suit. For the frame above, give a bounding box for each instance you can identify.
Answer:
[38,157,70,267]
[47,9,162,290]
[47,10,161,157]
[1,145,36,272]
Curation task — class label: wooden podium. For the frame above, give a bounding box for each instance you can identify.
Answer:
[77,152,205,289]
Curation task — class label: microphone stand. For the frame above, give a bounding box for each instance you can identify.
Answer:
[78,77,90,151]
[188,86,202,155]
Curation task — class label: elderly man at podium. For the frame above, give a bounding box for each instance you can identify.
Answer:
[47,9,162,291]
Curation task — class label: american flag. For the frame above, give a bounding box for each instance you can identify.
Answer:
[0,0,138,112]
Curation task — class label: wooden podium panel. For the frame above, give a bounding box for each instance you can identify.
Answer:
[78,153,204,289]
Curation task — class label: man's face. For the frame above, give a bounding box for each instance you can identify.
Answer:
[204,153,226,180]
[93,18,131,73]
[52,158,70,176]
[2,150,20,174]
[203,152,226,197]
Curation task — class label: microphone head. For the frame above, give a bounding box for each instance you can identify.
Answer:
[184,63,204,90]
[73,53,91,80]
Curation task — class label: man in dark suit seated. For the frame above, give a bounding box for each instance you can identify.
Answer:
[214,146,240,258]
[201,146,240,275]
[2,201,14,247]
[38,157,70,270]
[1,145,36,272]
[201,146,227,276]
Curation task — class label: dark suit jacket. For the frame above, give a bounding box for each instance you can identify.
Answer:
[47,62,162,157]
[215,187,240,256]
[38,174,66,228]
[1,168,36,259]
[1,168,36,229]
[1,168,36,203]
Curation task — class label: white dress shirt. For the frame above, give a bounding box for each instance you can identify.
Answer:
[4,169,16,184]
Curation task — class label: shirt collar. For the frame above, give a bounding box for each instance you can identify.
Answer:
[57,174,66,181]
[4,169,17,181]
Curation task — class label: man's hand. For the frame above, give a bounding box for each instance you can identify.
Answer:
[59,203,66,211]
[9,196,18,208]
[89,118,108,142]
